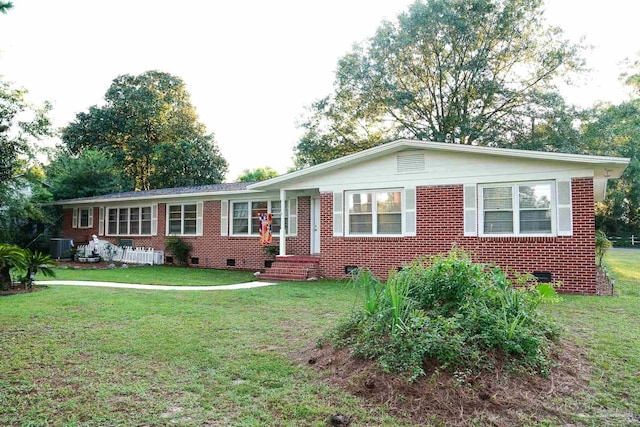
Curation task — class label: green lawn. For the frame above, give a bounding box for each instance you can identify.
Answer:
[1,250,639,426]
[48,265,257,286]
[543,248,640,426]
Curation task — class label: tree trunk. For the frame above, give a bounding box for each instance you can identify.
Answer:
[0,265,11,291]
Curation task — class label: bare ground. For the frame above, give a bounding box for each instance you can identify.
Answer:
[296,340,592,426]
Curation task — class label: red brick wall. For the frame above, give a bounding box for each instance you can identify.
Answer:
[320,178,596,294]
[62,197,312,271]
[62,207,100,244]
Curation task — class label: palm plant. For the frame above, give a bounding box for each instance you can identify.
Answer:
[0,244,26,291]
[20,249,56,288]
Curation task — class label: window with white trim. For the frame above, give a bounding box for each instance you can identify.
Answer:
[346,190,402,236]
[230,200,291,236]
[106,207,152,236]
[480,182,554,236]
[79,208,91,228]
[167,204,197,235]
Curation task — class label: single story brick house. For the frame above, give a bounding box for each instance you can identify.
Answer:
[55,139,628,294]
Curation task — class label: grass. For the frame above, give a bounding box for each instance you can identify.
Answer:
[1,249,639,426]
[47,265,257,286]
[1,280,408,426]
[542,248,640,426]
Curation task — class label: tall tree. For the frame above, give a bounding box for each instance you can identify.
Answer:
[45,148,132,200]
[1,80,52,184]
[236,166,279,182]
[583,58,640,235]
[295,0,583,167]
[148,136,228,188]
[0,79,54,248]
[62,70,227,190]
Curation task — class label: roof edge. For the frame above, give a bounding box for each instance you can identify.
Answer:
[248,139,630,189]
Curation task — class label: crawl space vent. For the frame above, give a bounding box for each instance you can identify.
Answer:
[344,265,358,274]
[533,271,552,283]
[397,153,425,173]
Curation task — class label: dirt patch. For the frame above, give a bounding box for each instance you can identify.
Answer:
[596,267,615,296]
[296,341,591,426]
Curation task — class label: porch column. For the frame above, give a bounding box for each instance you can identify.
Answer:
[279,189,286,256]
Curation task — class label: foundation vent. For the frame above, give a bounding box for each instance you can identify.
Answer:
[533,271,552,283]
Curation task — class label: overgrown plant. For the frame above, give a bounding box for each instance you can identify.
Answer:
[263,245,279,258]
[352,268,382,316]
[330,249,561,382]
[0,244,26,290]
[595,229,612,267]
[20,249,56,288]
[165,237,193,266]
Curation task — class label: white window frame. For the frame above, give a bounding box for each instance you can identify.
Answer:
[166,203,198,236]
[230,199,296,237]
[106,206,153,236]
[78,208,92,229]
[345,189,403,237]
[478,181,556,237]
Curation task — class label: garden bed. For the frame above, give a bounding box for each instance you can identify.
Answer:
[0,283,45,296]
[298,340,591,426]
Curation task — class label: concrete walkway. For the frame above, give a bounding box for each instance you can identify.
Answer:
[34,280,278,291]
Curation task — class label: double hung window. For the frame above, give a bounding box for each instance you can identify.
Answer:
[168,204,197,236]
[346,190,402,236]
[106,207,152,236]
[230,200,291,235]
[480,182,553,236]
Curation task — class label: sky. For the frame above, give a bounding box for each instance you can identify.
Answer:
[0,0,638,181]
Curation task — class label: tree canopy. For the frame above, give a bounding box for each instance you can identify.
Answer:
[236,167,279,183]
[583,58,640,236]
[1,80,52,184]
[61,70,227,191]
[45,148,132,200]
[294,0,583,167]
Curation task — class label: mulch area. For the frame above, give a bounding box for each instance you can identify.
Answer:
[296,341,591,426]
[596,266,616,296]
[54,260,137,270]
[0,283,44,296]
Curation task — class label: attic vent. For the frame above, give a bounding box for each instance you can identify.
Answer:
[397,153,425,173]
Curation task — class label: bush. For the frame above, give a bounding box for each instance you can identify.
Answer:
[0,244,56,290]
[165,237,193,266]
[330,249,560,382]
[595,230,612,266]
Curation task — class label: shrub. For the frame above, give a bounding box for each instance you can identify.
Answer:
[20,249,56,288]
[595,230,612,267]
[330,249,560,382]
[0,244,26,290]
[0,244,56,290]
[165,237,193,266]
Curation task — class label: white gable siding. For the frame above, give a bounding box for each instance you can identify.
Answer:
[284,150,594,192]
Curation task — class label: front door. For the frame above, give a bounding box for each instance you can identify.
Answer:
[311,198,321,254]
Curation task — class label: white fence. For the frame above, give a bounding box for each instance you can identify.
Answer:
[77,244,164,265]
[609,235,638,246]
